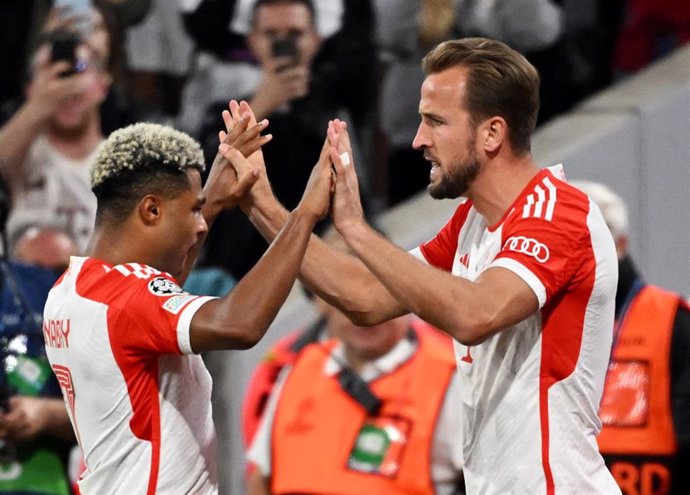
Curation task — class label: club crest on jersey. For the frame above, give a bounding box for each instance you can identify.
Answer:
[503,236,550,263]
[148,277,184,296]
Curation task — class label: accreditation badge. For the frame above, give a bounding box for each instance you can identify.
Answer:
[347,415,411,477]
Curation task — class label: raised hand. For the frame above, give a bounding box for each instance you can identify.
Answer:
[297,136,335,223]
[25,45,90,121]
[219,100,281,212]
[220,100,269,171]
[328,119,366,235]
[250,58,310,119]
[204,108,271,215]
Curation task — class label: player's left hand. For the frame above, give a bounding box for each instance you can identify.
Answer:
[328,119,366,236]
[204,107,271,214]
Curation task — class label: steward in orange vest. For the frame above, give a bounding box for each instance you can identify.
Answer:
[598,256,690,495]
[246,321,463,495]
[241,317,326,448]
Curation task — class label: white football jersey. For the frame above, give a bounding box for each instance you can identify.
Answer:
[412,167,621,494]
[44,257,218,494]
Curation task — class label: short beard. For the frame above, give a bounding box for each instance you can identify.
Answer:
[428,151,481,200]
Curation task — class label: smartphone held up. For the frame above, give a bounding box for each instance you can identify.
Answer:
[271,36,299,71]
[50,31,87,77]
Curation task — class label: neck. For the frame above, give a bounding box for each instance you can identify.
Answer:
[47,115,103,161]
[467,153,539,226]
[343,347,369,375]
[87,223,149,269]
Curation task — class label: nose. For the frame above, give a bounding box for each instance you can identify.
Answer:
[412,122,430,150]
[198,216,208,235]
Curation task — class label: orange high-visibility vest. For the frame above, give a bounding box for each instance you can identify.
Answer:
[598,285,682,495]
[271,329,456,495]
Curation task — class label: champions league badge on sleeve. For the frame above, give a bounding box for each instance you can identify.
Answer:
[148,277,185,296]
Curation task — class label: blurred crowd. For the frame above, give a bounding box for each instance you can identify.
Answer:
[1,0,689,281]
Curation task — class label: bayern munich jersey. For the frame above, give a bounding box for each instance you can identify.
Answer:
[43,257,218,494]
[411,166,621,494]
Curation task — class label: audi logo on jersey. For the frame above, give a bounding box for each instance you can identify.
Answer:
[503,236,550,263]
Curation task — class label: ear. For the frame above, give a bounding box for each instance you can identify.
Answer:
[480,117,506,154]
[303,31,323,65]
[138,195,162,226]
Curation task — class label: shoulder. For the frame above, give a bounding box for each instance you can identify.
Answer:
[514,171,590,225]
[505,171,599,246]
[76,260,185,307]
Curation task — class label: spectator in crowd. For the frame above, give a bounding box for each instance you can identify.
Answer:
[241,227,378,447]
[223,38,621,493]
[42,111,333,493]
[572,180,690,495]
[0,7,113,254]
[124,0,194,124]
[374,0,563,205]
[241,297,327,449]
[179,0,376,145]
[245,295,462,495]
[1,3,137,136]
[196,0,376,280]
[0,176,76,495]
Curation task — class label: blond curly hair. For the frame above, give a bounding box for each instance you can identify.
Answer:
[91,122,205,189]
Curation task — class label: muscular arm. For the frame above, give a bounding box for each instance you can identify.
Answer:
[217,101,406,325]
[178,115,270,285]
[189,143,333,352]
[325,126,539,344]
[335,221,538,345]
[246,199,408,325]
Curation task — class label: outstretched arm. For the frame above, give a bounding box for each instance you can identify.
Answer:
[328,122,539,345]
[189,135,334,352]
[178,113,271,285]
[220,102,407,325]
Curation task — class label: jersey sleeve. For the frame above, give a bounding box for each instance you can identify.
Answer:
[417,201,471,271]
[490,204,590,309]
[107,268,216,356]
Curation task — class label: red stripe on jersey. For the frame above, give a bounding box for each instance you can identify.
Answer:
[537,187,596,494]
[107,318,162,495]
[420,201,472,270]
[73,258,182,494]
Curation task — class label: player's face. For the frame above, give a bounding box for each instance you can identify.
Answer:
[412,67,482,199]
[159,169,208,278]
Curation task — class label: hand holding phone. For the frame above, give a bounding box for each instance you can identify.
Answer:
[271,37,299,70]
[51,33,80,77]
